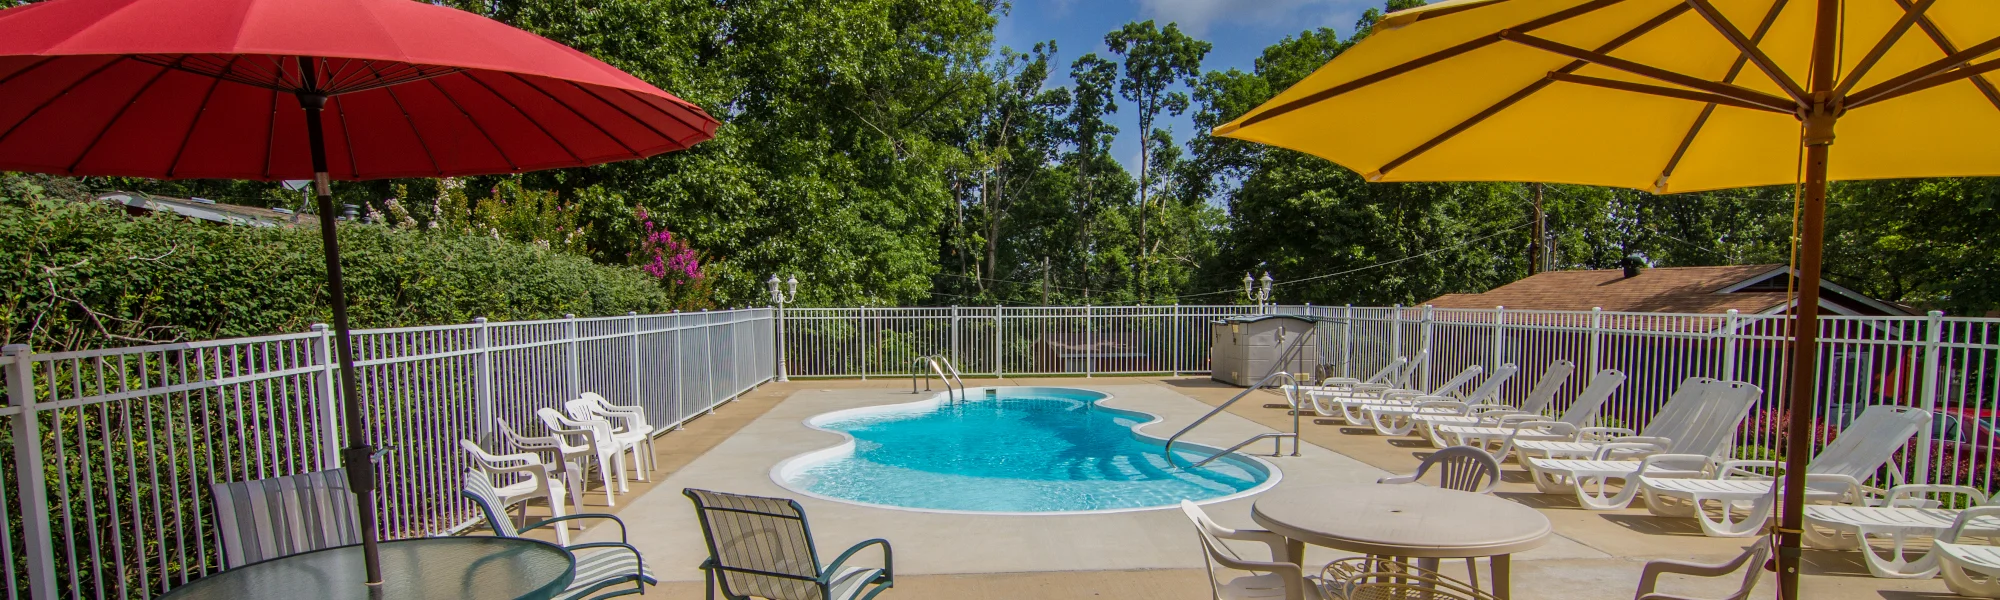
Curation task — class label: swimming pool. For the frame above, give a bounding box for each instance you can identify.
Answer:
[772,387,1278,514]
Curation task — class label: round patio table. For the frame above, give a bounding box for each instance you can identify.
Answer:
[1252,484,1551,599]
[158,537,574,600]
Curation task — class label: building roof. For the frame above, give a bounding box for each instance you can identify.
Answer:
[99,192,299,227]
[1426,264,1907,316]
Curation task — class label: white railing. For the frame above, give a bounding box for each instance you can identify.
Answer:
[1,309,775,600]
[782,304,2000,495]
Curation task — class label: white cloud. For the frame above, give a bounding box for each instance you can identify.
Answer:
[1133,0,1354,36]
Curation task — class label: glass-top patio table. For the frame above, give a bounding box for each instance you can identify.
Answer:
[1253,484,1551,599]
[159,537,575,600]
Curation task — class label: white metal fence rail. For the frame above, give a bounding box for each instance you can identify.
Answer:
[1,308,775,600]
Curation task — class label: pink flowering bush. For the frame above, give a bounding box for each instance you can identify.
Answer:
[638,216,703,283]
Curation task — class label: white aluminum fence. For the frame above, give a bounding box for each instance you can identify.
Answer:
[781,305,1267,378]
[1,309,774,600]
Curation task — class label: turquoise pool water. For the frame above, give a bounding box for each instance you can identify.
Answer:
[774,387,1275,513]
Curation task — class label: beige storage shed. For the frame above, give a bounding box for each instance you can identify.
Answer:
[1211,315,1324,387]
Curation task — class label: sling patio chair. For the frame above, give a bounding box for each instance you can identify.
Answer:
[1519,379,1761,510]
[1434,369,1627,462]
[460,438,572,545]
[1410,360,1575,447]
[210,468,362,568]
[1640,405,1930,538]
[573,391,658,475]
[1805,484,2000,579]
[1181,500,1327,600]
[465,470,656,599]
[685,488,893,600]
[1360,363,1518,436]
[1312,362,1479,427]
[1933,506,2000,597]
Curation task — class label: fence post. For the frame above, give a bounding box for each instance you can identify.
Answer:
[1493,306,1507,373]
[628,312,643,408]
[473,318,494,442]
[1915,310,1946,485]
[314,324,342,467]
[1587,307,1604,384]
[1342,305,1353,379]
[565,314,581,400]
[950,305,960,369]
[1171,304,1182,376]
[672,311,685,430]
[1720,310,1741,382]
[5,344,57,600]
[1390,304,1403,364]
[1420,305,1435,388]
[994,306,1004,379]
[858,308,868,381]
[1085,305,1094,378]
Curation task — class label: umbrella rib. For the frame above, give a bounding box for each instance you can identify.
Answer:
[1683,0,1808,104]
[458,71,583,165]
[1372,4,1692,179]
[1846,33,2000,107]
[423,74,519,172]
[0,56,129,147]
[165,63,229,179]
[1659,0,1791,190]
[621,88,716,147]
[505,72,640,158]
[1550,73,1792,113]
[261,88,279,179]
[0,56,56,92]
[1890,0,2000,111]
[1832,0,1934,97]
[1848,57,2000,110]
[332,95,361,179]
[1500,31,1799,112]
[564,81,682,149]
[359,62,442,176]
[67,59,180,174]
[1237,0,1633,129]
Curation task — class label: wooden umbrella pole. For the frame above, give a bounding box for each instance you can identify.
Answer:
[1778,1,1841,597]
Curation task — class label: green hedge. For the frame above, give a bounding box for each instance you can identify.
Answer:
[1,179,677,352]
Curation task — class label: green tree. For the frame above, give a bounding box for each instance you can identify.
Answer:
[1104,21,1210,299]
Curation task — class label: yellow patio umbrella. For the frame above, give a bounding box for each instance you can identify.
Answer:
[1214,0,2000,596]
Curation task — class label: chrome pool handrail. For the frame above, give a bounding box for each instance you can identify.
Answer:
[1164,371,1301,468]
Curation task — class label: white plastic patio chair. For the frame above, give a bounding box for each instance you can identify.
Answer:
[1632,538,1770,600]
[574,391,658,474]
[1362,363,1517,436]
[1181,500,1326,600]
[1411,360,1575,447]
[568,394,652,483]
[459,438,571,545]
[1640,405,1929,538]
[1936,506,2000,597]
[1314,362,1478,426]
[537,406,629,506]
[1519,378,1762,510]
[1377,445,1503,586]
[498,417,587,512]
[1805,484,2000,579]
[464,470,656,599]
[1435,368,1626,461]
[209,468,362,568]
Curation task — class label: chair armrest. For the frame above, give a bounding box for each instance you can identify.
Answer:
[1212,528,1291,561]
[1505,420,1575,437]
[822,538,893,581]
[1591,442,1663,460]
[522,512,629,544]
[1378,473,1419,485]
[1887,484,1991,508]
[1716,460,1780,480]
[1579,426,1637,441]
[1945,506,2000,542]
[1803,473,1867,504]
[1414,400,1465,410]
[1636,453,1716,474]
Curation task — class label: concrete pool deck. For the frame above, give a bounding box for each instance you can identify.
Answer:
[548,376,1963,599]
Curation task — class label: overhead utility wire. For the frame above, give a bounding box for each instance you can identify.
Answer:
[1174,219,1534,300]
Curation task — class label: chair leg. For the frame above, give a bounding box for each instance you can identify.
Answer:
[1941,551,2000,598]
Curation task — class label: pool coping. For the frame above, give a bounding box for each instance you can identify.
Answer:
[768,385,1284,516]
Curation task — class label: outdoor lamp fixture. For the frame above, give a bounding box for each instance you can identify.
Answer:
[769,275,797,381]
[1243,273,1255,302]
[1258,272,1275,310]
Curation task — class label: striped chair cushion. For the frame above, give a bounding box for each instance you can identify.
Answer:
[210,469,362,568]
[558,547,657,600]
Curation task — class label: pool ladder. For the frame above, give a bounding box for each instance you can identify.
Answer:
[910,354,966,403]
[1163,371,1301,468]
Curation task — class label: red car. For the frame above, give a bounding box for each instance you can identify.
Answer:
[1929,406,2000,488]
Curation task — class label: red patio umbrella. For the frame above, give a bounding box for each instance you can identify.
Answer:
[0,0,718,590]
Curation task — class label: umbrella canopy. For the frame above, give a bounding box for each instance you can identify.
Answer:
[0,0,717,594]
[1215,0,2000,192]
[0,0,717,179]
[1213,1,1999,597]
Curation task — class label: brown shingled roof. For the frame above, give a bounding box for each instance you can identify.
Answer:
[1427,265,1790,314]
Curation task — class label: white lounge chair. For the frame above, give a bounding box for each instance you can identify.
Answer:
[1301,352,1431,420]
[1936,507,2000,597]
[1640,405,1929,537]
[1410,360,1576,447]
[1806,485,1999,579]
[1519,378,1761,510]
[1284,356,1408,405]
[1362,363,1518,436]
[1313,363,1480,426]
[460,438,572,544]
[1181,500,1327,600]
[569,393,654,482]
[537,407,629,506]
[1435,369,1626,461]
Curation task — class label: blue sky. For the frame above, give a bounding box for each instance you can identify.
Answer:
[993,0,1383,173]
